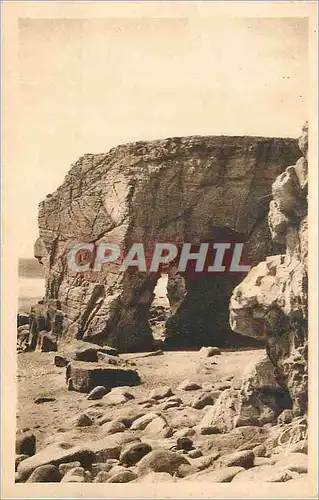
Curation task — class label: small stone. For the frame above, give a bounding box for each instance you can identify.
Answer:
[150,386,173,400]
[191,392,216,410]
[94,471,111,483]
[176,463,198,478]
[232,378,243,390]
[217,450,255,469]
[138,449,190,476]
[38,332,57,352]
[110,386,135,399]
[189,452,220,471]
[106,470,137,483]
[131,413,159,431]
[84,470,92,482]
[120,442,152,466]
[214,381,232,391]
[61,466,86,483]
[87,386,109,400]
[104,393,130,405]
[253,444,266,457]
[101,420,126,435]
[173,427,195,438]
[34,396,56,404]
[177,380,201,391]
[199,346,221,357]
[143,416,172,439]
[16,431,36,457]
[54,355,69,367]
[73,413,93,427]
[27,464,61,482]
[176,437,193,451]
[58,461,81,476]
[197,425,221,435]
[161,401,181,410]
[188,449,202,459]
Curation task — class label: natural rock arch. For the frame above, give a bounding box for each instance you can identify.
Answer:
[35,135,300,352]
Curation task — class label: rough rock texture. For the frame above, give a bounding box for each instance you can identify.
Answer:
[35,135,299,351]
[230,123,308,416]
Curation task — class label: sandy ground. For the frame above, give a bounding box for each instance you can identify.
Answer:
[17,348,264,450]
[17,275,264,451]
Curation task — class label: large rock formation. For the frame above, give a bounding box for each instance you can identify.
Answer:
[35,135,300,352]
[230,123,308,416]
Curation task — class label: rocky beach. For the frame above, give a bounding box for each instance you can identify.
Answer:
[16,124,308,485]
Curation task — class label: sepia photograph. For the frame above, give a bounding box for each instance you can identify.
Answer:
[2,1,318,498]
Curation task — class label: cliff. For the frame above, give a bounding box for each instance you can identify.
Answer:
[230,123,308,416]
[34,135,300,351]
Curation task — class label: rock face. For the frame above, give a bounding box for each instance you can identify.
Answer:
[230,123,308,416]
[35,135,299,351]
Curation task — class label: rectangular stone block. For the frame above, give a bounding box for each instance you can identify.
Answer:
[66,361,140,393]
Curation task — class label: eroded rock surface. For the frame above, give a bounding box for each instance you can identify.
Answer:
[230,123,308,416]
[35,135,299,351]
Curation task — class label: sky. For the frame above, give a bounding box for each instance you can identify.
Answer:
[17,17,308,257]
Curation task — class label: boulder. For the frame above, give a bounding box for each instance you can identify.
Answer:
[101,420,126,436]
[104,394,128,406]
[177,380,201,391]
[35,135,299,351]
[143,416,172,439]
[16,431,36,457]
[89,432,139,462]
[216,450,254,469]
[120,442,152,466]
[191,392,216,410]
[66,361,140,393]
[72,413,93,427]
[54,355,69,367]
[150,386,173,400]
[137,449,190,476]
[58,461,81,476]
[27,464,61,483]
[16,444,95,482]
[176,437,193,451]
[182,466,244,482]
[99,406,145,428]
[199,346,221,357]
[106,470,137,483]
[198,389,240,433]
[37,332,57,352]
[61,466,86,483]
[131,413,159,431]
